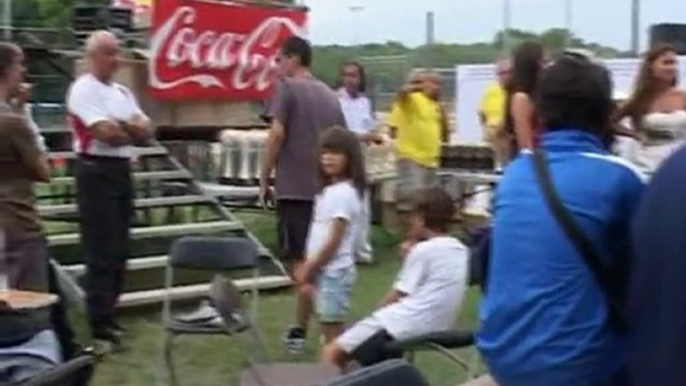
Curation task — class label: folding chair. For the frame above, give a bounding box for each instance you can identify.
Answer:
[161,237,260,386]
[384,329,477,378]
[12,354,96,386]
[325,359,429,386]
[209,275,340,386]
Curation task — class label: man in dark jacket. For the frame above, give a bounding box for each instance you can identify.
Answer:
[627,145,686,386]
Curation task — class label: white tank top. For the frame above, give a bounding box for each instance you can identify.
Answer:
[638,110,686,172]
[643,110,686,138]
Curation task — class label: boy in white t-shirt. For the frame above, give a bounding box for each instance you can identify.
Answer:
[322,187,469,369]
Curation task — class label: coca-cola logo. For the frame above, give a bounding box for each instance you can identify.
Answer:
[149,4,305,95]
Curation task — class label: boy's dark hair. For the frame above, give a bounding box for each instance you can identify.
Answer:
[536,53,614,146]
[411,188,454,232]
[336,60,367,93]
[281,36,312,68]
[318,126,367,197]
[0,43,20,80]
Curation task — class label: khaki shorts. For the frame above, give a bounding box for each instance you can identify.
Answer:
[395,159,438,212]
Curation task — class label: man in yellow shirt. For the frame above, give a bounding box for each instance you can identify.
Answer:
[479,59,511,165]
[387,71,446,232]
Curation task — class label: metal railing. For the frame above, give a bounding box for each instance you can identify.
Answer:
[0,27,78,49]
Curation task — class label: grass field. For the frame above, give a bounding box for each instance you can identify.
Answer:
[82,212,483,386]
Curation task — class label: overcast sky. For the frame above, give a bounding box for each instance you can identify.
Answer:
[303,0,684,50]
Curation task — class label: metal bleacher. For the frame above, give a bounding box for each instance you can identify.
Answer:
[5,8,292,308]
[36,113,291,308]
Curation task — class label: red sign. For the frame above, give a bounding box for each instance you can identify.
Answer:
[149,0,308,100]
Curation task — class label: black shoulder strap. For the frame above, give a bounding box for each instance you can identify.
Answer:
[532,149,625,331]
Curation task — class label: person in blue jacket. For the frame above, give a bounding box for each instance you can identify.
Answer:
[477,53,645,386]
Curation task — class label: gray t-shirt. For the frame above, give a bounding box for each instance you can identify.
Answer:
[269,74,346,201]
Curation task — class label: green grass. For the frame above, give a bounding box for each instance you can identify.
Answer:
[81,212,483,386]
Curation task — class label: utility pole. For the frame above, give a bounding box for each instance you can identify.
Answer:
[426,11,435,46]
[502,0,512,54]
[564,0,573,47]
[2,0,11,41]
[631,0,640,55]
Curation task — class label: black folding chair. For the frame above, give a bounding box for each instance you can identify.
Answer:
[160,237,260,386]
[384,330,476,377]
[209,275,340,386]
[11,354,96,386]
[325,360,429,386]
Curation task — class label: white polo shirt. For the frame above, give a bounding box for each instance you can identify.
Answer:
[66,73,147,159]
[338,89,375,135]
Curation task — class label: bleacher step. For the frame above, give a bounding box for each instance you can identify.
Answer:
[48,146,169,160]
[62,240,272,277]
[48,220,243,246]
[118,275,293,308]
[44,170,193,185]
[64,255,169,276]
[39,194,211,216]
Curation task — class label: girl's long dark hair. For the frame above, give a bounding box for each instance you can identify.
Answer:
[613,43,678,132]
[318,126,367,198]
[336,61,367,93]
[504,41,545,135]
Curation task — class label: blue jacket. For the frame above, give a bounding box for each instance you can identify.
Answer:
[477,130,645,386]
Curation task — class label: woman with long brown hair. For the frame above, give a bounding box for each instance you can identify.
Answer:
[503,41,545,158]
[614,44,686,172]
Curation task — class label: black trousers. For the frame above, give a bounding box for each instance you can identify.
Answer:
[75,155,133,335]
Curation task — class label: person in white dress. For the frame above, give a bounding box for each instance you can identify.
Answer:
[337,61,380,264]
[613,44,686,173]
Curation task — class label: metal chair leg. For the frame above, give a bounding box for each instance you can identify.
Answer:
[406,350,416,365]
[163,333,178,386]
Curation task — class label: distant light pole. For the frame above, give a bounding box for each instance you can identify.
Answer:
[349,4,364,53]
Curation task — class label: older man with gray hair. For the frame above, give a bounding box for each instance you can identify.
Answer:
[67,30,152,349]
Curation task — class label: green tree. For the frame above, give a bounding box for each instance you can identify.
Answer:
[36,0,109,28]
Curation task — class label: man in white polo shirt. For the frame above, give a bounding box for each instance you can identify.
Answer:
[337,61,379,264]
[67,30,152,349]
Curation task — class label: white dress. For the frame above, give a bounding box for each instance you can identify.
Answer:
[615,110,686,173]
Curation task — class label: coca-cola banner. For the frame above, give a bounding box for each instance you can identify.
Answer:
[149,0,308,100]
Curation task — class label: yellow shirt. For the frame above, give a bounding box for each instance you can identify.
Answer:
[387,92,442,168]
[480,82,506,139]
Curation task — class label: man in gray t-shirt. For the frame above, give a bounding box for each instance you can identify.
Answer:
[260,37,346,272]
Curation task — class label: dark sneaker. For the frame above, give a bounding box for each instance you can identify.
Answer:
[93,330,125,355]
[110,322,127,338]
[282,326,307,355]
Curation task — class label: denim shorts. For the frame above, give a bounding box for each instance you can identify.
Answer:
[316,267,356,323]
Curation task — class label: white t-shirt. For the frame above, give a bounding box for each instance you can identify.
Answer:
[338,89,375,136]
[66,73,147,158]
[306,180,363,272]
[372,236,468,340]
